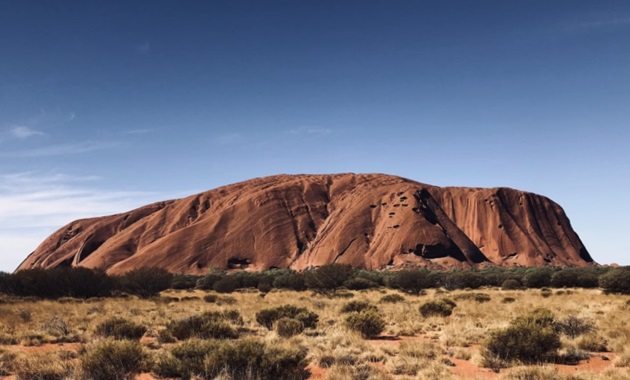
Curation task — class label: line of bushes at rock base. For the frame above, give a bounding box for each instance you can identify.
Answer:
[2,264,630,299]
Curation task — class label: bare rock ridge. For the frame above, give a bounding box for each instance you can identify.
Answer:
[17,173,593,275]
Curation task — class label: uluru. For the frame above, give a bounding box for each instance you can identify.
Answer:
[17,173,594,275]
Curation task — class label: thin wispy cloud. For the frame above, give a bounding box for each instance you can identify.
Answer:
[1,110,76,143]
[120,128,154,135]
[0,141,119,158]
[10,126,44,139]
[288,127,333,135]
[0,172,163,270]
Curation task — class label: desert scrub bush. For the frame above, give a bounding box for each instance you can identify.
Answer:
[576,333,608,352]
[388,341,442,376]
[304,263,353,294]
[484,308,561,363]
[557,315,594,339]
[387,268,433,295]
[558,345,590,364]
[150,353,181,379]
[115,267,173,298]
[340,300,378,314]
[203,293,218,303]
[344,277,379,290]
[14,352,74,380]
[203,338,309,380]
[501,279,522,290]
[212,276,240,293]
[275,317,304,338]
[166,311,240,340]
[0,349,18,376]
[498,365,562,380]
[443,270,485,289]
[324,363,388,380]
[379,293,406,303]
[1,267,113,299]
[195,273,223,290]
[255,304,318,330]
[502,297,517,303]
[600,267,630,294]
[453,292,491,303]
[170,274,199,290]
[156,329,176,344]
[419,298,457,317]
[80,339,145,380]
[345,310,385,339]
[521,268,554,288]
[94,317,147,340]
[166,339,219,379]
[551,268,602,289]
[272,273,307,291]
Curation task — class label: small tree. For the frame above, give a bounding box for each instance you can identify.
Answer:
[484,308,561,363]
[599,267,630,294]
[391,269,433,295]
[304,264,353,294]
[345,310,385,339]
[115,267,173,298]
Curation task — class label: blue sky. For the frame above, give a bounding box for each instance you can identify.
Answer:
[1,1,629,271]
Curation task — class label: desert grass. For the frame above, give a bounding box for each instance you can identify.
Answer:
[0,287,628,379]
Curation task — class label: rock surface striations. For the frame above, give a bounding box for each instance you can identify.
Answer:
[17,174,593,274]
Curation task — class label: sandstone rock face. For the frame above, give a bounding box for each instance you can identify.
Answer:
[17,174,593,274]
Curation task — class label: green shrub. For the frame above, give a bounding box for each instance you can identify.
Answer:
[345,310,385,339]
[203,338,309,380]
[80,339,145,380]
[501,279,522,290]
[340,300,378,314]
[272,273,306,291]
[95,317,146,340]
[115,267,173,298]
[344,277,378,290]
[255,305,318,330]
[557,315,594,339]
[195,274,223,290]
[170,339,218,378]
[551,268,603,289]
[389,269,433,294]
[1,267,112,299]
[453,292,491,303]
[484,308,561,363]
[599,267,630,294]
[151,353,181,379]
[419,298,457,317]
[522,268,553,288]
[257,281,273,293]
[275,318,304,338]
[170,275,199,290]
[379,294,406,303]
[304,264,353,293]
[354,270,384,285]
[166,311,241,340]
[212,276,240,293]
[443,271,484,289]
